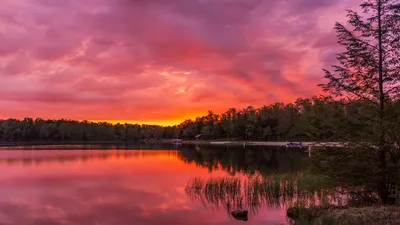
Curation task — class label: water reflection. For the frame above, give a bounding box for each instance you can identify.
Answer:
[179,145,309,175]
[0,145,309,177]
[0,150,179,166]
[185,175,343,216]
[0,146,294,225]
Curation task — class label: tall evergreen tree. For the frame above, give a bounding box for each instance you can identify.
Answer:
[320,0,400,203]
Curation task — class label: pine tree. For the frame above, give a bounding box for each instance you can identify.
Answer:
[320,0,400,203]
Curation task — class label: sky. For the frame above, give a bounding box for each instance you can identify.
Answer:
[0,0,361,125]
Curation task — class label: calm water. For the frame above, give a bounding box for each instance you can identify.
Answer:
[0,144,309,225]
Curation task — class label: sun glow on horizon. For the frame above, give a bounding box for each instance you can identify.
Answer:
[89,120,184,126]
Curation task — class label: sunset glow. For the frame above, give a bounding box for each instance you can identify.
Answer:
[0,0,360,123]
[91,120,191,126]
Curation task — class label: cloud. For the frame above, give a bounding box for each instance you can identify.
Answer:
[0,0,360,123]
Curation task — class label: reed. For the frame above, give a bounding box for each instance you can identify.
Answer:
[185,173,339,214]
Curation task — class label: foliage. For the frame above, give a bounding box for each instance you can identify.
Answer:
[319,0,400,204]
[0,119,175,142]
[176,96,381,142]
[313,206,400,225]
[320,0,400,102]
[2,96,397,142]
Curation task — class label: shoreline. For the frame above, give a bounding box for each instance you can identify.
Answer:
[161,140,345,147]
[0,140,345,148]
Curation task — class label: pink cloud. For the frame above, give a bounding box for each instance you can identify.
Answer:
[0,0,361,124]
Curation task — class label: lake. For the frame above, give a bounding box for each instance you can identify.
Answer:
[0,144,310,225]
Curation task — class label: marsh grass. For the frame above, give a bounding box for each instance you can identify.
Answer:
[313,207,400,225]
[185,174,342,215]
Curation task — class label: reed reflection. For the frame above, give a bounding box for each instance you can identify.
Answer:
[185,174,343,216]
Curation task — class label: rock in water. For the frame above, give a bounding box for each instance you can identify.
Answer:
[231,210,248,221]
[286,207,296,219]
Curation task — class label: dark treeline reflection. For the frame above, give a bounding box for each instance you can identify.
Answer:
[178,145,309,175]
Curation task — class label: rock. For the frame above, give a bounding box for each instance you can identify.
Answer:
[287,207,297,219]
[231,210,248,221]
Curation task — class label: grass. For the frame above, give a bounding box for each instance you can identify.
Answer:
[185,177,244,211]
[185,174,336,213]
[186,175,400,224]
[286,206,400,225]
[313,206,400,225]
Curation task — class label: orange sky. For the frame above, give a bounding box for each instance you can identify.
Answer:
[0,0,360,125]
[90,119,192,126]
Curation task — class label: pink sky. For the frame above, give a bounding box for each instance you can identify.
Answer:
[0,0,360,125]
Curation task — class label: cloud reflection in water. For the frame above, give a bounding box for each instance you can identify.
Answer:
[0,149,286,225]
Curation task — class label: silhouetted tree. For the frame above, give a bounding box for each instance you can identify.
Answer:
[319,0,400,203]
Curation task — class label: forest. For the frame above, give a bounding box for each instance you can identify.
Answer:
[1,96,399,142]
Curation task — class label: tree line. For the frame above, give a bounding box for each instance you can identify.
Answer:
[1,96,398,142]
